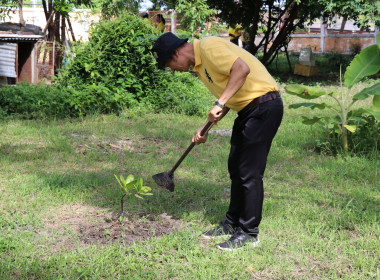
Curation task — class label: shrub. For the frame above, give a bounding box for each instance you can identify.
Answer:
[0,83,75,119]
[56,12,212,117]
[349,42,362,56]
[316,52,352,75]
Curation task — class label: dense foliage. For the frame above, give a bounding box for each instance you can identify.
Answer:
[0,14,212,119]
[0,83,73,119]
[55,13,212,116]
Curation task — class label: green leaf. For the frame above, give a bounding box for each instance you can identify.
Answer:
[373,95,380,112]
[353,83,380,100]
[120,175,126,185]
[289,103,328,110]
[349,108,370,117]
[141,186,152,194]
[344,124,357,133]
[285,85,326,99]
[370,110,380,120]
[137,178,143,189]
[344,45,380,88]
[125,174,135,184]
[142,186,152,192]
[114,174,123,189]
[301,116,322,125]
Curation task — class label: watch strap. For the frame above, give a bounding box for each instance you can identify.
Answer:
[214,100,225,109]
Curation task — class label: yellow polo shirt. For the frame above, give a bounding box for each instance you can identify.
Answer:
[228,25,242,40]
[193,37,278,112]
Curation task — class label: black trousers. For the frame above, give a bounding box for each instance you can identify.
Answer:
[225,96,283,234]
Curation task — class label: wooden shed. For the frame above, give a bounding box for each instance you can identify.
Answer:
[0,31,44,85]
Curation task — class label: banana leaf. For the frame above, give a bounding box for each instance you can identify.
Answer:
[343,125,357,133]
[285,84,326,99]
[289,103,329,110]
[353,82,380,100]
[344,35,380,89]
[301,116,322,125]
[373,95,380,112]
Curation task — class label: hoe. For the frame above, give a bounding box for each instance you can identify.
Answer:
[152,121,213,192]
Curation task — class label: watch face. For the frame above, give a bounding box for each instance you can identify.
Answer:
[215,100,225,108]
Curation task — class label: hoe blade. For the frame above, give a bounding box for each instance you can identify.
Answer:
[152,172,175,192]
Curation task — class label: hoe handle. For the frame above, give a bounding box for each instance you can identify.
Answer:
[169,121,213,175]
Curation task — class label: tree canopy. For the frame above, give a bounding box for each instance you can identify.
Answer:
[321,0,379,30]
[151,0,378,66]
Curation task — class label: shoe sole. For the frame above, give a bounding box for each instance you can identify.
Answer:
[200,234,231,240]
[217,238,260,251]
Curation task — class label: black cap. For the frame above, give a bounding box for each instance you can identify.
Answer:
[152,32,188,69]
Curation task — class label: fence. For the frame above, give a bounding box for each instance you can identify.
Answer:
[287,32,376,54]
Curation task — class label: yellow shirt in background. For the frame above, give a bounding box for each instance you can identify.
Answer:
[144,18,153,26]
[156,22,165,32]
[193,37,278,112]
[228,25,242,40]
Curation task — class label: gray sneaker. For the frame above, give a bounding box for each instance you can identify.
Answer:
[217,227,260,251]
[201,221,236,240]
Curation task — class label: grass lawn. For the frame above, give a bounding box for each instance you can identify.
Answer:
[0,87,379,279]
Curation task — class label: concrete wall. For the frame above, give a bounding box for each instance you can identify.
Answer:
[287,33,375,54]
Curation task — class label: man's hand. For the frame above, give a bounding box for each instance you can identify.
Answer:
[192,126,208,145]
[208,105,223,124]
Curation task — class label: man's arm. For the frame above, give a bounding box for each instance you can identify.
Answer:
[192,107,230,145]
[208,57,250,123]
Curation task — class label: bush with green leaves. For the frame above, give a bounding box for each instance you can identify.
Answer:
[56,12,212,116]
[0,83,75,119]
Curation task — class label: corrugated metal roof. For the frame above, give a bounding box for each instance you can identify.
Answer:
[0,42,17,78]
[0,33,44,41]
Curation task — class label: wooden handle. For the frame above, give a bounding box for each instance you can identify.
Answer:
[169,121,213,175]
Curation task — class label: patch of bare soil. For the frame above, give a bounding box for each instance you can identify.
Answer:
[80,212,183,245]
[42,203,184,252]
[72,135,167,155]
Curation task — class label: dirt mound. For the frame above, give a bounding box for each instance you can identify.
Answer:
[42,203,184,252]
[79,212,183,245]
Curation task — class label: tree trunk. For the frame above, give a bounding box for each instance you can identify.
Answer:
[53,12,63,71]
[261,3,299,65]
[340,16,347,32]
[246,1,261,54]
[67,17,76,41]
[43,10,55,35]
[61,15,66,43]
[285,45,292,73]
[18,0,26,32]
[54,12,60,42]
[42,0,49,20]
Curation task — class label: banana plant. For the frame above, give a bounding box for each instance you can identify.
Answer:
[285,33,380,152]
[114,174,152,217]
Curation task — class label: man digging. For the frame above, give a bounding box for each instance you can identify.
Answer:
[152,32,283,251]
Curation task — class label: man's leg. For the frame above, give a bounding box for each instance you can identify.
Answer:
[227,98,283,234]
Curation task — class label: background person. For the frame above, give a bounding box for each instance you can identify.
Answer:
[141,12,153,26]
[154,14,166,33]
[228,24,242,46]
[152,32,283,251]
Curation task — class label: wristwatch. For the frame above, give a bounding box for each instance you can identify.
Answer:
[214,99,225,109]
